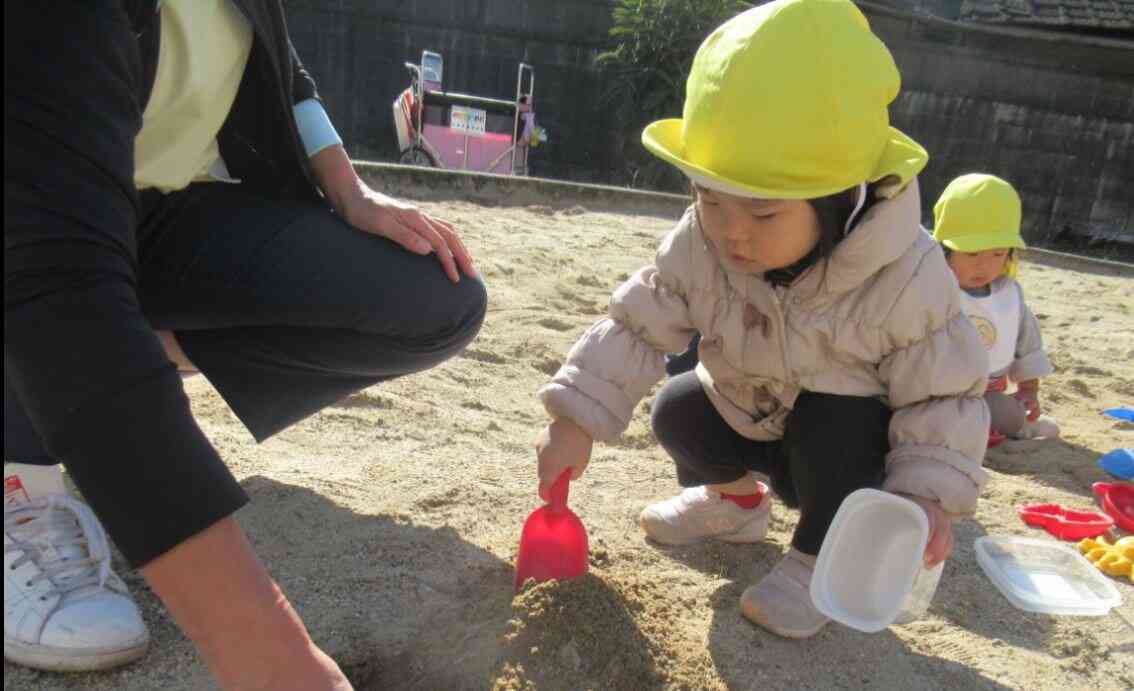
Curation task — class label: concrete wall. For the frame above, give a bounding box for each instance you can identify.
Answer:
[868,4,1134,245]
[285,0,1134,247]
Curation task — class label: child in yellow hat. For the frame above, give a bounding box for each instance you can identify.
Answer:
[933,174,1058,441]
[533,0,990,639]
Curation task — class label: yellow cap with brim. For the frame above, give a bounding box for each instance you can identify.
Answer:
[932,173,1026,252]
[641,0,928,200]
[936,230,1027,253]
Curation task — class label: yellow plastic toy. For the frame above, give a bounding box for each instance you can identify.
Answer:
[1078,535,1134,582]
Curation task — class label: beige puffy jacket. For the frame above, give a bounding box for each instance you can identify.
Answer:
[539,181,992,515]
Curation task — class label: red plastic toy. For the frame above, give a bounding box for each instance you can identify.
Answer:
[1017,503,1114,540]
[1093,482,1134,533]
[988,428,1006,449]
[514,470,589,592]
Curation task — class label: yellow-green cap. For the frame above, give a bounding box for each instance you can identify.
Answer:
[932,174,1026,252]
[641,0,927,200]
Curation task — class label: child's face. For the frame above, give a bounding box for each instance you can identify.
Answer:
[695,186,820,273]
[946,249,1010,289]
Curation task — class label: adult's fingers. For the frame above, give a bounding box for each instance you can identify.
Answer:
[401,210,459,282]
[420,214,474,280]
[438,225,476,278]
[421,217,462,283]
[386,206,475,280]
[376,215,432,255]
[429,216,476,275]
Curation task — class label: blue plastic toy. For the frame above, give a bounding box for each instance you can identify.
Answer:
[1103,408,1134,423]
[1098,448,1134,481]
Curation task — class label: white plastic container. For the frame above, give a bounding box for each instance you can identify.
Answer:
[810,489,941,632]
[974,536,1122,616]
[892,560,944,624]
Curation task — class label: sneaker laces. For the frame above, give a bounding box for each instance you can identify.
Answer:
[5,495,113,602]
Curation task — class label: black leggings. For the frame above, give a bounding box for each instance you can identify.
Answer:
[651,371,892,555]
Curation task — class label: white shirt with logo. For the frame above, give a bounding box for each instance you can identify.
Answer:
[960,277,1022,376]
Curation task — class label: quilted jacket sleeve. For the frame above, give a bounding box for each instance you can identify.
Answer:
[878,246,992,515]
[538,217,698,441]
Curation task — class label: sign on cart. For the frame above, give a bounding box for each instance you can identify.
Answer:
[450,106,487,137]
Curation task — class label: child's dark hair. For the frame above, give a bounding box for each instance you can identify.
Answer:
[806,189,867,255]
[768,183,879,286]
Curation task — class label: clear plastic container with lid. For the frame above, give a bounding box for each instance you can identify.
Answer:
[892,560,944,624]
[974,536,1122,616]
[810,489,943,632]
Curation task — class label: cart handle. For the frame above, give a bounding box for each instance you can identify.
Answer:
[511,63,536,175]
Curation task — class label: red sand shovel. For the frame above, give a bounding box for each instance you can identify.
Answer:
[514,470,589,592]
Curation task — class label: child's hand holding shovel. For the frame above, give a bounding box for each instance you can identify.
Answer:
[535,418,593,501]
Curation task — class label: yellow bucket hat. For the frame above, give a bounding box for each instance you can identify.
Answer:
[641,0,927,200]
[932,173,1026,252]
[932,173,1025,277]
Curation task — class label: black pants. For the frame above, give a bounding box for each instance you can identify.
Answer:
[651,371,891,555]
[5,183,486,563]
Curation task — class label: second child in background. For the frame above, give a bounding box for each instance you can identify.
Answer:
[933,174,1059,442]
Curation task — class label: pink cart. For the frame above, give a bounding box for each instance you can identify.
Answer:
[393,51,540,176]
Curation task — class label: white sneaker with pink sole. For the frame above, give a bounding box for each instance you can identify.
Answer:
[639,484,771,545]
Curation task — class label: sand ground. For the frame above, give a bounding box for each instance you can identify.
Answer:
[5,190,1132,691]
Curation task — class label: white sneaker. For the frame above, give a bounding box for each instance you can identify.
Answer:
[639,484,771,545]
[4,464,149,672]
[1015,416,1060,440]
[740,548,830,639]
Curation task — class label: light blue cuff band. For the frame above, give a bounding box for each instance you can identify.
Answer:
[293,99,343,157]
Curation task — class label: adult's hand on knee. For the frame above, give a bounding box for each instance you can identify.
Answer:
[535,418,593,501]
[341,186,476,284]
[309,145,475,284]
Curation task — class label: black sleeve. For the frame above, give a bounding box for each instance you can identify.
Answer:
[289,39,320,104]
[4,1,247,568]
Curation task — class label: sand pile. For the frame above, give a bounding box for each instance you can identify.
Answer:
[491,571,719,691]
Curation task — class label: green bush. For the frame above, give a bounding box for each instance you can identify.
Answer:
[597,0,753,191]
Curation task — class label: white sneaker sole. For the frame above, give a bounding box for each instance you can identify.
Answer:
[4,634,149,672]
[639,508,771,546]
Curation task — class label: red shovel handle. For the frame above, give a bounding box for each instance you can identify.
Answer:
[546,470,571,511]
